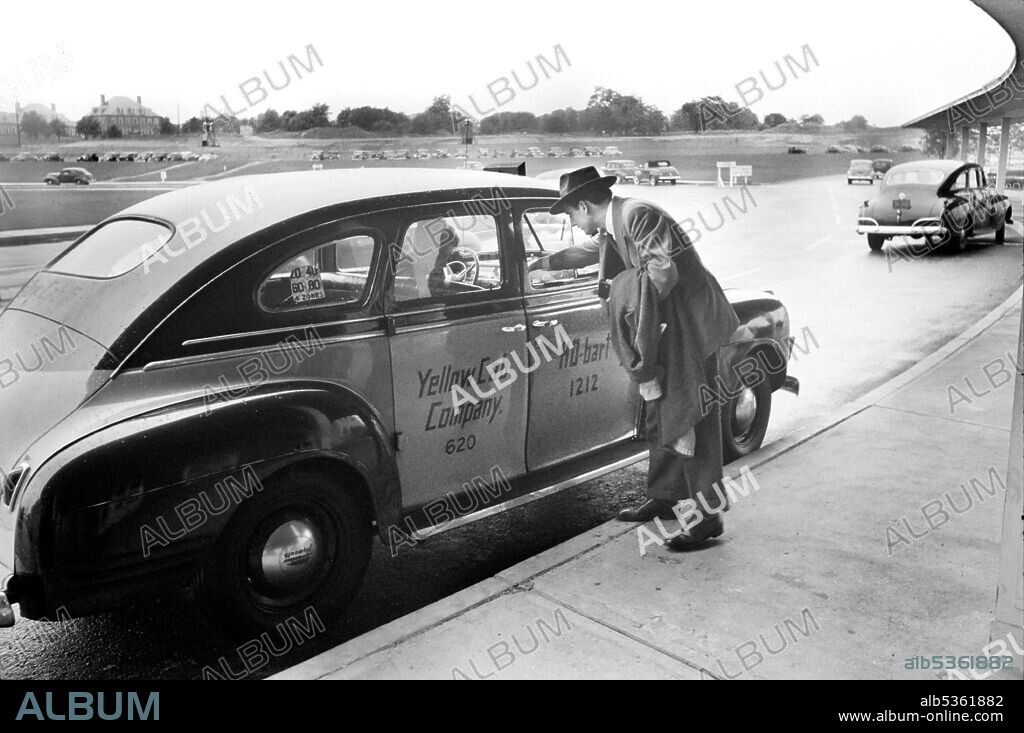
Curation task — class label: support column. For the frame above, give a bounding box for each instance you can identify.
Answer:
[978,122,989,168]
[998,117,1011,195]
[960,124,971,161]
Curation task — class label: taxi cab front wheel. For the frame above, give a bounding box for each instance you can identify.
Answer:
[722,378,772,462]
[192,467,372,639]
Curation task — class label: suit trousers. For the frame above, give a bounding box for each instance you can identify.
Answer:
[643,352,729,513]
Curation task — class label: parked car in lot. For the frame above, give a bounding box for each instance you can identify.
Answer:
[105,152,122,162]
[547,147,565,157]
[600,159,640,183]
[856,160,1011,252]
[847,159,874,184]
[527,146,544,157]
[0,153,9,162]
[152,152,168,162]
[602,146,622,156]
[40,152,63,162]
[872,158,894,179]
[826,145,842,154]
[42,166,94,185]
[986,163,1024,189]
[568,147,584,157]
[11,153,39,162]
[584,146,602,157]
[637,160,681,185]
[787,146,807,154]
[0,168,798,636]
[870,145,895,154]
[415,149,431,160]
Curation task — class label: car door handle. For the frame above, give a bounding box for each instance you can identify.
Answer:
[501,324,526,333]
[531,320,559,328]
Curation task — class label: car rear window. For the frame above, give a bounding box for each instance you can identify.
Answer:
[49,219,174,279]
[885,169,946,187]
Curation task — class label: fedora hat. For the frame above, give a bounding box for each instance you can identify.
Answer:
[549,166,617,215]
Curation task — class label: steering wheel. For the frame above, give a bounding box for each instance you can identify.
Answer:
[442,247,480,285]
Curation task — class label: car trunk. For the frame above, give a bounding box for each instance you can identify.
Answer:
[0,309,113,479]
[872,184,943,224]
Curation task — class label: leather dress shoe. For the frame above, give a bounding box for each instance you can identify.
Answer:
[667,514,724,550]
[617,498,677,522]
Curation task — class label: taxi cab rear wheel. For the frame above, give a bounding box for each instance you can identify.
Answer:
[192,467,372,639]
[995,223,1005,244]
[722,378,772,462]
[867,234,885,251]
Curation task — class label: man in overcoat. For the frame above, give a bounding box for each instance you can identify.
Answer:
[529,167,740,548]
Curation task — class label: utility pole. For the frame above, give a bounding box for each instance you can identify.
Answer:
[15,101,21,148]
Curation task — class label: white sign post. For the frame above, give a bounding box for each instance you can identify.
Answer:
[716,161,735,188]
[731,165,753,187]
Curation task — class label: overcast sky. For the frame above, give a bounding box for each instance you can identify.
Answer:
[0,0,1015,127]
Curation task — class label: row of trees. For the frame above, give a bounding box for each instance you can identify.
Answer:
[18,111,72,140]
[21,87,872,141]
[247,89,868,137]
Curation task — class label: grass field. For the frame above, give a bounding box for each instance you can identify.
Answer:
[0,126,934,231]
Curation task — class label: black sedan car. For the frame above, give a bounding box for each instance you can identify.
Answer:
[0,169,798,636]
[857,160,1011,253]
[42,167,94,185]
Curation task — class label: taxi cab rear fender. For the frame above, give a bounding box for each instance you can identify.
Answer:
[720,338,793,394]
[11,381,398,616]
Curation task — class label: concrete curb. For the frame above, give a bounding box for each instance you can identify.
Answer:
[271,284,1023,680]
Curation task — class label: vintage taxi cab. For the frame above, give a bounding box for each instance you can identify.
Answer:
[856,160,1012,253]
[0,169,798,636]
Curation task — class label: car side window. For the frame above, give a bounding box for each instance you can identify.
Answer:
[522,209,597,290]
[970,168,982,189]
[392,213,504,303]
[257,232,377,312]
[952,170,971,192]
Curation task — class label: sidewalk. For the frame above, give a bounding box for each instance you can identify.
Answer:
[273,290,1023,681]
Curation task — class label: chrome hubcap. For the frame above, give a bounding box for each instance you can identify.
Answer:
[260,519,320,592]
[733,388,757,435]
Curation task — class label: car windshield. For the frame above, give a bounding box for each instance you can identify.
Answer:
[50,219,174,278]
[884,168,946,187]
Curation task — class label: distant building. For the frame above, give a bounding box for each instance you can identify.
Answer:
[89,95,162,136]
[0,103,72,138]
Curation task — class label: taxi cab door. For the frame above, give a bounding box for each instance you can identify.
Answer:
[386,203,528,510]
[518,203,638,471]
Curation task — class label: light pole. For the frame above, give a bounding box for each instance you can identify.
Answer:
[15,101,21,148]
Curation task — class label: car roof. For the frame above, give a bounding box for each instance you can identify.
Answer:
[118,168,557,227]
[24,168,559,354]
[888,159,968,174]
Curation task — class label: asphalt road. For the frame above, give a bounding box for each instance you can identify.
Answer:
[0,175,1021,679]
